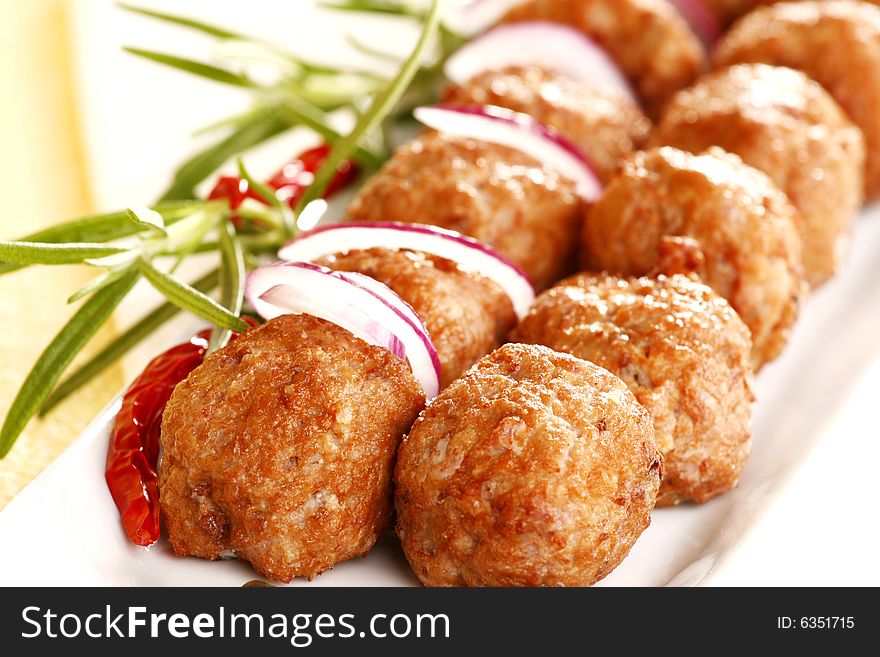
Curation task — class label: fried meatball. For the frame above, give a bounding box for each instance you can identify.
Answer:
[700,0,767,25]
[347,132,582,291]
[653,63,865,287]
[501,0,705,114]
[315,247,516,388]
[701,0,880,26]
[159,314,425,582]
[395,343,661,587]
[582,147,805,370]
[714,1,880,197]
[511,274,754,506]
[445,66,651,182]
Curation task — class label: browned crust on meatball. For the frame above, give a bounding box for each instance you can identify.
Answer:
[653,63,865,287]
[511,274,755,506]
[714,0,880,197]
[501,0,706,115]
[395,343,661,587]
[159,314,425,582]
[701,0,766,26]
[315,247,516,388]
[582,146,806,370]
[347,132,582,291]
[702,0,880,27]
[445,66,651,182]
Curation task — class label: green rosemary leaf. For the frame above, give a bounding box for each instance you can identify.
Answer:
[159,107,290,201]
[84,251,139,269]
[193,230,288,257]
[274,96,384,169]
[123,47,254,87]
[0,241,129,266]
[0,269,140,458]
[218,227,245,319]
[126,206,166,234]
[120,3,346,77]
[236,158,280,207]
[154,203,225,266]
[117,3,244,40]
[284,71,386,113]
[158,95,378,203]
[138,257,247,331]
[319,0,422,17]
[273,92,343,140]
[159,92,381,204]
[40,269,219,416]
[209,223,246,352]
[67,265,136,304]
[0,201,205,276]
[235,158,296,235]
[296,0,441,213]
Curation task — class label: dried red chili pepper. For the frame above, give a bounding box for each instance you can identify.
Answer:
[106,321,256,546]
[207,144,359,227]
[206,176,270,230]
[207,176,265,211]
[106,330,210,546]
[267,143,359,208]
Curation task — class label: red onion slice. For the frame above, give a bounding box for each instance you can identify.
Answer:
[278,222,536,319]
[667,0,721,48]
[334,270,429,348]
[414,103,602,201]
[245,262,441,399]
[445,21,636,103]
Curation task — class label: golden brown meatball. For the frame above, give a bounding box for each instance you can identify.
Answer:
[395,343,661,587]
[701,0,880,26]
[315,247,516,388]
[445,66,651,182]
[501,0,706,114]
[582,147,806,370]
[714,1,880,197]
[653,63,865,287]
[347,132,582,291]
[511,274,754,506]
[700,0,765,25]
[159,314,425,582]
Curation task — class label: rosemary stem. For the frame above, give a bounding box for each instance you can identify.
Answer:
[293,0,443,217]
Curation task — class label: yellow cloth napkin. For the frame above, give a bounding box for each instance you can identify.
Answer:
[0,0,125,508]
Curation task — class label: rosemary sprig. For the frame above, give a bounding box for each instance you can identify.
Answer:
[123,47,255,87]
[296,0,442,211]
[209,221,246,352]
[0,271,140,457]
[40,270,220,416]
[319,0,425,17]
[120,0,457,200]
[0,201,204,275]
[0,242,130,266]
[126,206,166,233]
[236,158,282,208]
[67,265,136,305]
[117,2,243,39]
[118,2,341,76]
[0,1,445,458]
[238,158,296,237]
[160,107,290,201]
[138,258,248,332]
